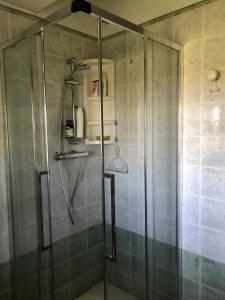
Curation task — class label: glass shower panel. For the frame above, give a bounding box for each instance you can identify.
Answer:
[4,36,52,300]
[101,24,146,300]
[147,40,179,300]
[43,18,104,299]
[31,33,54,300]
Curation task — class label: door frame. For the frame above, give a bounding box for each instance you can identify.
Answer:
[1,33,54,300]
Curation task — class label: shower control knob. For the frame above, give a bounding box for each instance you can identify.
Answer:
[207,70,220,82]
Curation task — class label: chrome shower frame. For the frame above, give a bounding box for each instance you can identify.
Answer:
[1,1,182,299]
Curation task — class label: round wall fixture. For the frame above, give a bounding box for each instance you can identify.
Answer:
[207,69,220,82]
[207,70,221,93]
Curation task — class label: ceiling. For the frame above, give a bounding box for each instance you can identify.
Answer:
[0,0,58,13]
[0,0,202,37]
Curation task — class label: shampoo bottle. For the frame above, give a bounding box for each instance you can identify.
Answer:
[65,120,74,138]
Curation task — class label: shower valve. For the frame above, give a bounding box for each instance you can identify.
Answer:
[68,137,79,145]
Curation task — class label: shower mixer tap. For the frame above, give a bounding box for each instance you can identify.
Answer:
[68,137,79,144]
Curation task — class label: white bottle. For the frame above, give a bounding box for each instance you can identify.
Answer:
[76,107,84,138]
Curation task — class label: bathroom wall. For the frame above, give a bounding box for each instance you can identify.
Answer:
[146,0,225,299]
[44,26,101,242]
[101,1,225,299]
[102,31,145,237]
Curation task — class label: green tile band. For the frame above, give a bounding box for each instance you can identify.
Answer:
[1,224,225,299]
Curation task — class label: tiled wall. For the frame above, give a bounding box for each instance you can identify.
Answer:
[102,32,147,297]
[2,1,225,300]
[102,31,145,236]
[44,25,104,298]
[44,25,102,241]
[53,224,103,299]
[146,0,225,298]
[101,1,225,299]
[0,224,103,300]
[102,30,179,299]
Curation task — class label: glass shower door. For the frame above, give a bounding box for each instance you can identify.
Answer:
[3,34,53,300]
[100,22,180,300]
[146,39,180,300]
[101,21,146,300]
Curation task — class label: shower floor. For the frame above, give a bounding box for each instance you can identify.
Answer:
[77,282,137,300]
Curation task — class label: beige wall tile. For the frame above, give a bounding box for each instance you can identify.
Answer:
[201,103,225,135]
[148,19,173,40]
[8,13,34,37]
[183,104,200,136]
[0,11,9,42]
[172,8,202,44]
[203,0,225,37]
[184,40,202,74]
[203,35,225,70]
[184,73,202,104]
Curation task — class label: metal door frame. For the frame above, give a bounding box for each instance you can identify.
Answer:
[1,32,54,300]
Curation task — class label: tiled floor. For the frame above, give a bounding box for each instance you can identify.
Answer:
[77,282,137,300]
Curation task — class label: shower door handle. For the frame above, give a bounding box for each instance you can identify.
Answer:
[104,173,117,263]
[36,170,51,252]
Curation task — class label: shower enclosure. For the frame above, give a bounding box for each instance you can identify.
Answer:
[1,1,181,299]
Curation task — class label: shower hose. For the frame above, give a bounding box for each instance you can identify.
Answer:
[58,158,81,225]
[57,83,81,225]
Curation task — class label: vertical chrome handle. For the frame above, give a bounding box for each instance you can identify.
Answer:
[36,170,51,252]
[104,173,117,263]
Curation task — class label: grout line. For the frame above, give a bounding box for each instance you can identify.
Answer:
[200,225,225,237]
[201,284,225,297]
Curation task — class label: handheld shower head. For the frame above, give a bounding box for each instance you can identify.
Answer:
[66,57,91,72]
[65,58,91,84]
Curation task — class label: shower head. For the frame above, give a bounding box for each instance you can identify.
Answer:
[66,57,91,73]
[65,58,91,84]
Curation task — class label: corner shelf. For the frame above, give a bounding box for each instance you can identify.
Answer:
[83,58,116,145]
